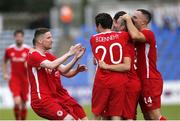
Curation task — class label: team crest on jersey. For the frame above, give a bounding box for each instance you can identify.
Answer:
[57,110,63,117]
[10,52,15,57]
[55,71,60,77]
[22,52,27,58]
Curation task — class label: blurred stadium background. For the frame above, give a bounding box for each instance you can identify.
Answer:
[0,0,180,120]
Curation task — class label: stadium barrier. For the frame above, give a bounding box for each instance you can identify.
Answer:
[0,81,180,108]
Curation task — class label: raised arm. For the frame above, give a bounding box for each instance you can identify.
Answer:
[58,47,86,74]
[61,64,87,78]
[40,43,82,69]
[98,57,131,72]
[122,14,146,42]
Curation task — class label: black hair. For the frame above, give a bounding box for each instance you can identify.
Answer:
[137,9,152,24]
[14,29,24,36]
[113,11,127,20]
[33,28,50,46]
[95,13,113,29]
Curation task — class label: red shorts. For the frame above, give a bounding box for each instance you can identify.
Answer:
[9,75,29,101]
[31,97,86,120]
[92,85,126,117]
[123,91,140,119]
[139,78,163,112]
[123,78,141,119]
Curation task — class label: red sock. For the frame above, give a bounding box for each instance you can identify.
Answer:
[14,105,21,120]
[159,116,167,120]
[21,108,27,120]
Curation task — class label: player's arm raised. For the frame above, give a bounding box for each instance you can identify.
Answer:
[122,14,146,42]
[99,57,131,72]
[61,64,87,78]
[58,47,86,74]
[40,44,82,69]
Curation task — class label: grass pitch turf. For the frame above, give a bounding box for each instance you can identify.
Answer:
[0,105,179,120]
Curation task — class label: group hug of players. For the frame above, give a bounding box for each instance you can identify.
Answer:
[2,9,167,120]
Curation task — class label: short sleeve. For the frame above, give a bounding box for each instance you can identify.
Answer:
[45,52,57,61]
[141,29,152,43]
[28,52,47,67]
[90,36,94,48]
[4,49,10,62]
[90,36,95,55]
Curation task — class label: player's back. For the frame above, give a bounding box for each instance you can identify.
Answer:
[90,31,129,88]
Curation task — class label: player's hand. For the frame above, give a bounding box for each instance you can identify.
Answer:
[75,47,86,59]
[76,64,88,72]
[68,43,82,56]
[98,60,108,69]
[3,74,9,80]
[121,14,131,21]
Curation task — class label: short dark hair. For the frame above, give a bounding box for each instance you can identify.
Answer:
[95,13,113,29]
[137,9,152,24]
[14,29,24,36]
[33,28,50,46]
[113,11,127,20]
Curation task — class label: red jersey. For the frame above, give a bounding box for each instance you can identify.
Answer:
[126,40,141,91]
[90,31,130,88]
[4,44,29,76]
[27,51,70,102]
[135,29,162,80]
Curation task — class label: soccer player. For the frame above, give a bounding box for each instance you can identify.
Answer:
[90,13,131,120]
[109,11,141,120]
[27,28,88,120]
[2,30,30,120]
[122,9,166,120]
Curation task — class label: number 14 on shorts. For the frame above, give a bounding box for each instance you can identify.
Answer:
[144,96,152,104]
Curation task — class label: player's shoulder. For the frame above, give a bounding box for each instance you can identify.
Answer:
[6,44,16,49]
[91,31,115,37]
[23,44,30,49]
[141,29,154,35]
[28,48,45,57]
[45,51,54,56]
[45,51,56,59]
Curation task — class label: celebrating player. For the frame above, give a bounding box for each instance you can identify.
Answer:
[27,28,88,120]
[109,11,141,120]
[2,30,30,120]
[122,9,166,120]
[90,13,131,120]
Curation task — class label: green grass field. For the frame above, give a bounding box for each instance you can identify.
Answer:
[0,105,180,120]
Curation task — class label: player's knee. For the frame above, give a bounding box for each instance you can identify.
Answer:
[93,114,101,120]
[148,109,161,120]
[14,96,22,106]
